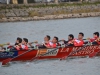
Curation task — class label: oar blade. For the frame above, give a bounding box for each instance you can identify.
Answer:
[2,58,12,65]
[0,44,7,47]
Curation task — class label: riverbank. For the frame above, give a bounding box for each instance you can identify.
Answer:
[0,2,100,22]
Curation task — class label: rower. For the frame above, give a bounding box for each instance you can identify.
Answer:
[28,35,51,48]
[88,32,100,45]
[40,35,51,48]
[15,37,22,45]
[16,38,28,50]
[0,37,22,52]
[62,34,74,46]
[74,32,84,46]
[7,37,22,48]
[44,36,59,48]
[0,47,5,52]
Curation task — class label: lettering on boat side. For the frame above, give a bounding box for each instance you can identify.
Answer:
[72,45,100,56]
[60,48,70,52]
[0,51,18,58]
[36,49,58,57]
[59,45,100,56]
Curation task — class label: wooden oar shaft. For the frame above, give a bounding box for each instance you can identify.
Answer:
[0,44,7,47]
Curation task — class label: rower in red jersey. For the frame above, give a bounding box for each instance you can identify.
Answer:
[88,32,100,45]
[62,34,74,46]
[45,36,59,48]
[29,35,51,48]
[74,32,84,46]
[95,38,100,45]
[7,37,22,48]
[16,38,28,50]
[40,35,51,48]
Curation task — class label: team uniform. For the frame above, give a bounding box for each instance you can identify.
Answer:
[64,40,74,46]
[16,44,28,50]
[74,39,84,46]
[46,42,60,48]
[90,37,100,45]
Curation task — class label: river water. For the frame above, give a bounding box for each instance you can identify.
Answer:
[0,17,100,75]
[0,17,100,43]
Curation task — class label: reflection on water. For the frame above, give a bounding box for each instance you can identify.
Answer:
[0,17,100,43]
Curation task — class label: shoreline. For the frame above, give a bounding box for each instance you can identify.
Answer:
[0,2,100,22]
[0,12,100,22]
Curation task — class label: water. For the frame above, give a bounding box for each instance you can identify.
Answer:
[0,17,100,44]
[0,17,100,75]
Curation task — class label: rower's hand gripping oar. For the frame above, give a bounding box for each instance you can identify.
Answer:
[0,44,7,47]
[2,48,34,65]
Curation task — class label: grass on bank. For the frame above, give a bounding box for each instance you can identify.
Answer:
[29,10,44,17]
[28,8,100,17]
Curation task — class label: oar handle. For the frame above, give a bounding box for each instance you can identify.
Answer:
[83,39,87,40]
[0,44,7,47]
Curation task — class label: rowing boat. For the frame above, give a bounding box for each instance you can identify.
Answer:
[0,45,100,61]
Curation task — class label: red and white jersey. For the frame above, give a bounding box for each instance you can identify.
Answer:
[95,37,100,44]
[42,41,51,47]
[21,45,28,50]
[16,44,28,50]
[68,40,74,45]
[49,42,57,48]
[90,37,98,42]
[74,39,84,46]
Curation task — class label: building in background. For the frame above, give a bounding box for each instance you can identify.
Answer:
[0,0,99,4]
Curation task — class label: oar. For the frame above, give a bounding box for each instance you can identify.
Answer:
[30,41,38,44]
[0,44,7,47]
[2,48,34,65]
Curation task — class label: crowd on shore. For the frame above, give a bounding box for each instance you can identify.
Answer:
[0,32,100,52]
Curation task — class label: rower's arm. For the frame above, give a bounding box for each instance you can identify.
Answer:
[28,42,33,47]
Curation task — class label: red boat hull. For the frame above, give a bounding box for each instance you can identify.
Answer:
[0,45,100,61]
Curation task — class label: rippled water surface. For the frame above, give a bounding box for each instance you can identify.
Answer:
[0,17,100,43]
